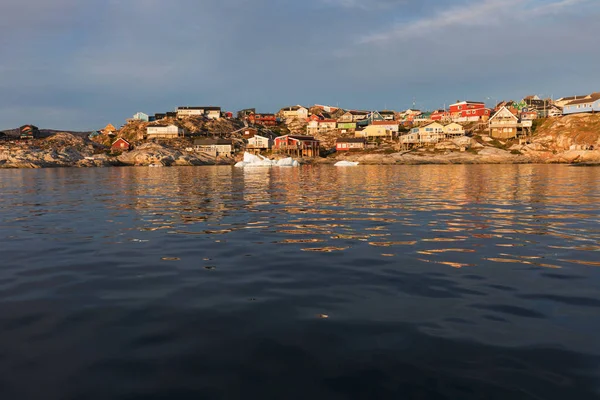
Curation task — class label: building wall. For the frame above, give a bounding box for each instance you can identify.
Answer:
[563,100,600,115]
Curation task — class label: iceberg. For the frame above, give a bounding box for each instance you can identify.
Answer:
[235,152,300,168]
[334,161,360,167]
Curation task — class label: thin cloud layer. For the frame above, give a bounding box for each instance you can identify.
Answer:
[0,0,598,129]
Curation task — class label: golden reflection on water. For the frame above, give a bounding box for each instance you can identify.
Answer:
[39,164,599,270]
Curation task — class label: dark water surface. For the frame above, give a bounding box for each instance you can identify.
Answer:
[1,165,600,399]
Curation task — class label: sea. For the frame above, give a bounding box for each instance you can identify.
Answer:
[0,164,599,399]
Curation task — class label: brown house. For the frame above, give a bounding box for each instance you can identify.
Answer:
[336,138,366,151]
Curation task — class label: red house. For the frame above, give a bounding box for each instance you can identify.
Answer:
[252,113,277,126]
[274,135,320,157]
[430,110,450,121]
[111,138,131,152]
[449,101,491,122]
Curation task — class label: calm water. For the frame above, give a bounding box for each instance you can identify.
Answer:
[1,165,600,399]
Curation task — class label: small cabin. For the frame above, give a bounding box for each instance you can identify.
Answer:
[20,125,40,139]
[111,138,132,152]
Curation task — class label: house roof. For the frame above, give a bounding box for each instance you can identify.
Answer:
[319,119,337,123]
[194,138,232,145]
[379,110,396,114]
[565,92,600,106]
[281,105,306,111]
[178,106,221,111]
[147,124,170,128]
[337,138,366,143]
[349,110,369,115]
[277,134,318,141]
[112,138,130,145]
[490,106,519,121]
[372,121,398,125]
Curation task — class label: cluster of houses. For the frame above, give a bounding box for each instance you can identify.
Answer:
[3,89,580,156]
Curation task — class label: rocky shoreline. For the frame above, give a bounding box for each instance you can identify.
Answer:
[2,125,600,169]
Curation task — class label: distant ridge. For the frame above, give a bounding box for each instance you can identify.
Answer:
[0,128,91,138]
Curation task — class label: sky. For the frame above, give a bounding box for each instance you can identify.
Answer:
[1,0,599,130]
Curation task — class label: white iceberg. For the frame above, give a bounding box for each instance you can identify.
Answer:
[235,152,300,168]
[334,161,360,167]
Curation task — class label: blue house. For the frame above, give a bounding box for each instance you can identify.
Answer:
[563,92,600,115]
[132,112,150,122]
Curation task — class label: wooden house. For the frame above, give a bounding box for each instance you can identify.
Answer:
[20,125,40,139]
[274,135,320,157]
[194,138,234,156]
[146,124,185,139]
[489,106,519,139]
[399,132,420,146]
[111,138,132,152]
[336,138,366,151]
[242,127,258,138]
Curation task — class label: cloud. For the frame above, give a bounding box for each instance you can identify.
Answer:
[359,0,590,44]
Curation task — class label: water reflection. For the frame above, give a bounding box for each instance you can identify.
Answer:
[1,165,600,399]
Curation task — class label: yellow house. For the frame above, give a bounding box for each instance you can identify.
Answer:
[357,124,395,140]
[103,123,117,134]
[443,123,465,137]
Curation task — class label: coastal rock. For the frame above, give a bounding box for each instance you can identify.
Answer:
[116,143,226,166]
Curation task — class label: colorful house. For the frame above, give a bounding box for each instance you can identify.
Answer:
[337,122,357,134]
[336,138,366,151]
[488,106,519,139]
[253,113,278,126]
[449,101,491,122]
[431,110,450,122]
[274,135,320,157]
[563,92,600,115]
[111,138,131,152]
[358,124,395,140]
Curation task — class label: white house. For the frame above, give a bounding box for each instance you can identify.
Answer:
[279,105,308,121]
[146,124,185,139]
[247,134,272,151]
[306,119,337,135]
[194,138,234,156]
[399,132,420,145]
[419,122,445,143]
[177,106,222,120]
[443,123,465,137]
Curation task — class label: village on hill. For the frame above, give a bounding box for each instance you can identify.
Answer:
[1,92,599,167]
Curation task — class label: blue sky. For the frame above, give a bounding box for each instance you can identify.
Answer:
[1,0,598,130]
